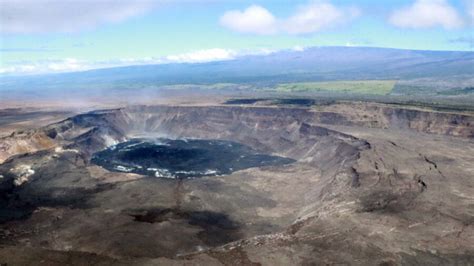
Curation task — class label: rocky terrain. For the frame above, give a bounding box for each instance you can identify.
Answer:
[0,102,473,265]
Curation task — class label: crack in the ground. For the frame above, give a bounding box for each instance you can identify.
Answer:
[421,154,447,179]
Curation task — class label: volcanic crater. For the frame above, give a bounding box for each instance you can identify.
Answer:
[0,103,473,265]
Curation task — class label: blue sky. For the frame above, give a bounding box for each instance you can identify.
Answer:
[0,0,473,75]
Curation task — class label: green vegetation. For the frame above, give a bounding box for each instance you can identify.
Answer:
[109,80,396,95]
[274,80,397,95]
[159,83,253,90]
[437,87,474,96]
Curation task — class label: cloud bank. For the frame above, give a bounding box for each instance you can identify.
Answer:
[220,1,360,35]
[389,0,464,29]
[449,36,474,47]
[0,48,277,75]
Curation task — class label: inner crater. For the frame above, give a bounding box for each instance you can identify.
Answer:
[91,138,295,179]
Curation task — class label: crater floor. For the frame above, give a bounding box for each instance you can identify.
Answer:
[91,138,295,179]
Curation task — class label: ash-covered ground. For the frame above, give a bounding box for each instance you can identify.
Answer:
[0,98,473,265]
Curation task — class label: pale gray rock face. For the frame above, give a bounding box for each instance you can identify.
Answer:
[0,103,473,265]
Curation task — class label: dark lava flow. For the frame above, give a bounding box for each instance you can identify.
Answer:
[91,138,295,179]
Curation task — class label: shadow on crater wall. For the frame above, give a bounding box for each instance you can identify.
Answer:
[126,207,243,246]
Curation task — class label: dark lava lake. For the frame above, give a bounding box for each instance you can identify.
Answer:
[91,138,295,179]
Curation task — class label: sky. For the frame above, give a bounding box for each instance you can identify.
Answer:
[0,0,473,75]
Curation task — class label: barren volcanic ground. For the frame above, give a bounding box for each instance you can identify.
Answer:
[0,102,474,265]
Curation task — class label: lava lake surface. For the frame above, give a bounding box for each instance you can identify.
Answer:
[91,138,295,179]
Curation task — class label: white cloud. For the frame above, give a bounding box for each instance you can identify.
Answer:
[0,48,274,75]
[292,45,306,52]
[219,1,359,35]
[165,48,237,63]
[0,58,93,74]
[389,0,464,29]
[0,0,156,33]
[282,2,360,34]
[219,5,277,35]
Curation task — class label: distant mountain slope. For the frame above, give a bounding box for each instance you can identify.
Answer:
[1,46,473,91]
